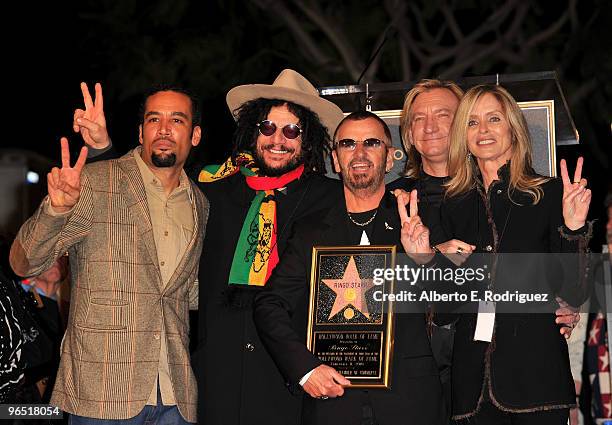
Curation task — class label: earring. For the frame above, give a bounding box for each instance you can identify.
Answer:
[467,152,472,161]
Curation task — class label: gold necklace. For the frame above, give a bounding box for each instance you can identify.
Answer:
[347,210,378,227]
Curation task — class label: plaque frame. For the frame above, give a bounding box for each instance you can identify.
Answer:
[306,245,396,388]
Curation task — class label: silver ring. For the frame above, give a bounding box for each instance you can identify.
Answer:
[456,247,464,254]
[319,395,329,400]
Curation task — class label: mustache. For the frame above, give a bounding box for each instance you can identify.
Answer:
[349,158,373,168]
[261,144,296,153]
[154,135,176,144]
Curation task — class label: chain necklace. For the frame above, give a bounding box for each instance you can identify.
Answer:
[347,210,378,227]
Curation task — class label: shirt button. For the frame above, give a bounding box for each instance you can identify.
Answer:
[154,334,160,340]
[164,231,168,236]
[245,343,255,352]
[160,261,165,266]
[485,245,493,252]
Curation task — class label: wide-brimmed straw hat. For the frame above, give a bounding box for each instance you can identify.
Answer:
[226,69,345,137]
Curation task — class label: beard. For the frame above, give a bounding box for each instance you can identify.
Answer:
[151,151,177,167]
[253,145,304,177]
[341,157,386,192]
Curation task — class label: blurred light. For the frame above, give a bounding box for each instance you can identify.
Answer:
[26,171,39,184]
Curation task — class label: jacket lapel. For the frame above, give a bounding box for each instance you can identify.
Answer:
[116,151,161,287]
[318,201,351,246]
[316,191,400,247]
[371,192,402,247]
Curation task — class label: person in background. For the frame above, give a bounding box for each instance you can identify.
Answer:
[18,256,68,401]
[584,191,612,422]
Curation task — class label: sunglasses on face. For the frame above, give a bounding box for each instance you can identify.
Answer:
[335,138,385,150]
[256,120,302,139]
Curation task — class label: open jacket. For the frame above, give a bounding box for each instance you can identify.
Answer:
[10,150,208,422]
[253,192,444,425]
[439,165,592,419]
[195,172,343,425]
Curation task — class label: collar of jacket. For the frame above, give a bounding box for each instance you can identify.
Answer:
[474,160,511,191]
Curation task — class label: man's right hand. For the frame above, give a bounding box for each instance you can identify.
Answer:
[73,82,110,150]
[303,364,350,399]
[48,138,87,213]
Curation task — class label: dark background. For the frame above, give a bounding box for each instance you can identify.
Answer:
[4,0,611,245]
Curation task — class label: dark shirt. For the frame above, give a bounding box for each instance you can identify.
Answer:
[387,172,449,246]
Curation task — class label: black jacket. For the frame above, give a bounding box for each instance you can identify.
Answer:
[195,172,343,425]
[439,167,591,419]
[253,192,444,425]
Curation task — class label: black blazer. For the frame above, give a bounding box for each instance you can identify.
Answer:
[195,173,343,425]
[439,169,591,419]
[254,192,444,425]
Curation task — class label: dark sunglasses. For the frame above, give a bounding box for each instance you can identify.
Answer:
[256,120,302,139]
[335,138,385,150]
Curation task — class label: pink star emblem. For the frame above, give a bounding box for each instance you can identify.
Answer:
[322,256,375,320]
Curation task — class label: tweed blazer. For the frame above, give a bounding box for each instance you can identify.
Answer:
[10,149,209,422]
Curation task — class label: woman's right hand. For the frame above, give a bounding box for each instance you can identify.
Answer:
[435,239,476,266]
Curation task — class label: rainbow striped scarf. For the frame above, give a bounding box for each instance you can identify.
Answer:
[199,153,305,286]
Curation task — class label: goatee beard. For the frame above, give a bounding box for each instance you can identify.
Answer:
[341,158,385,193]
[152,152,177,167]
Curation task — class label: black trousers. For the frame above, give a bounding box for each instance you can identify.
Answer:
[455,400,569,425]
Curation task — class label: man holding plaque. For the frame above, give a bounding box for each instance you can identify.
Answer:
[254,111,444,425]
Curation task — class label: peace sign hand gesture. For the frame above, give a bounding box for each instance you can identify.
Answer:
[48,138,88,213]
[560,157,591,231]
[73,82,110,150]
[394,189,435,263]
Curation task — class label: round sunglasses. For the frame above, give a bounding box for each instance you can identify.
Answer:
[256,120,302,139]
[335,138,385,150]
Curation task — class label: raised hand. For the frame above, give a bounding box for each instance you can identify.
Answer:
[560,157,591,230]
[47,138,88,213]
[73,82,110,149]
[394,189,434,263]
[303,364,350,399]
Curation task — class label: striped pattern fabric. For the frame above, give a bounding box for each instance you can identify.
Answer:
[10,150,208,422]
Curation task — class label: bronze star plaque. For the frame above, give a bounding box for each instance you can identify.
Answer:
[307,245,396,388]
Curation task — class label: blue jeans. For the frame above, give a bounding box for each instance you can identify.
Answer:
[68,386,192,425]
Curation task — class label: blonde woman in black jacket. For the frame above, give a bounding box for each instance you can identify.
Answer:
[399,84,592,424]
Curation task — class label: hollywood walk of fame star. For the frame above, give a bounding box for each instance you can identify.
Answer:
[322,256,375,320]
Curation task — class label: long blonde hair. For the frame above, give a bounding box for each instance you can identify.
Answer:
[400,79,464,178]
[446,84,549,204]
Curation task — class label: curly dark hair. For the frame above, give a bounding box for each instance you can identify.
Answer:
[231,98,331,174]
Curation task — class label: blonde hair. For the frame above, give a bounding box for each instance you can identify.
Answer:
[400,79,464,178]
[446,84,549,204]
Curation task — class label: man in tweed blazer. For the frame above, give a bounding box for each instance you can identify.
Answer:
[10,86,208,424]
